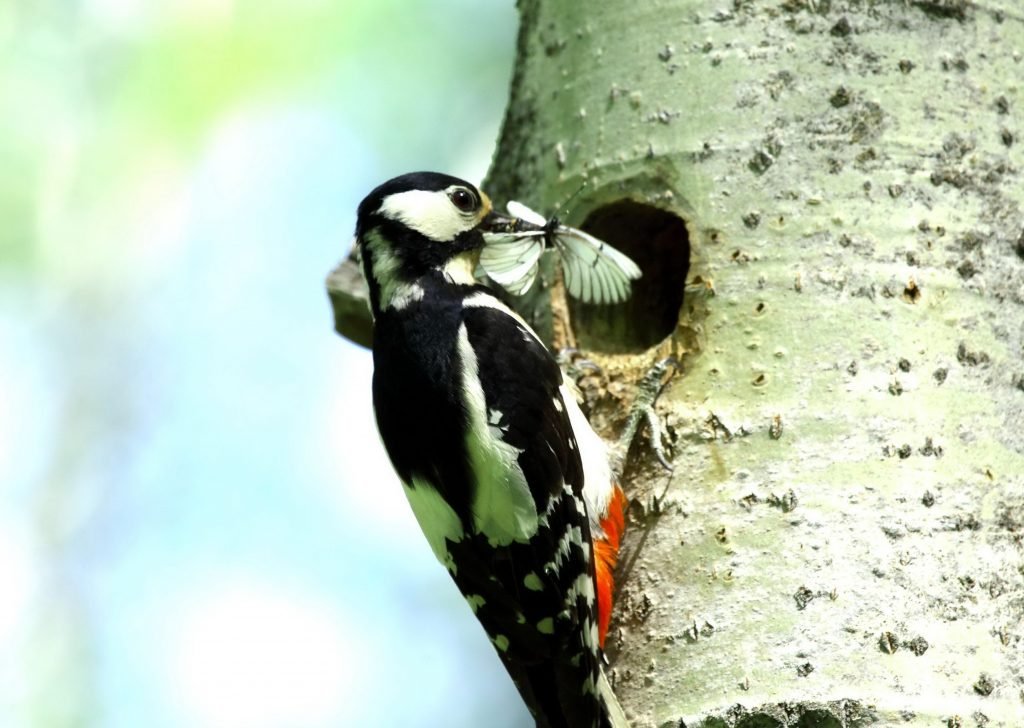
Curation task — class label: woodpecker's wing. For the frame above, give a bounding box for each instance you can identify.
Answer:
[453,300,611,726]
[478,231,546,297]
[550,225,642,306]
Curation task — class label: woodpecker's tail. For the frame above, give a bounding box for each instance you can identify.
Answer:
[597,667,629,728]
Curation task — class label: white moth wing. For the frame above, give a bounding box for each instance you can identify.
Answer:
[552,226,642,305]
[479,232,545,295]
[564,226,642,280]
[507,263,540,296]
[483,202,643,303]
[506,200,548,226]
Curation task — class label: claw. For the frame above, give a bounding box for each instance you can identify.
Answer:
[557,347,603,379]
[611,357,679,475]
[645,406,673,471]
[556,346,581,364]
[643,356,679,387]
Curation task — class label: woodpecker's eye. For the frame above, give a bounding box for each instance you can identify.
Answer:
[449,188,476,213]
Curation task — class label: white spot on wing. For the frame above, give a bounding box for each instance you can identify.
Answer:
[492,634,510,652]
[546,521,584,573]
[465,594,486,614]
[570,572,595,602]
[487,408,506,438]
[537,617,555,635]
[457,324,539,545]
[523,573,544,592]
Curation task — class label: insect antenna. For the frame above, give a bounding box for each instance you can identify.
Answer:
[544,180,589,245]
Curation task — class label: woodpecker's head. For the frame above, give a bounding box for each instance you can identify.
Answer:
[356,172,494,315]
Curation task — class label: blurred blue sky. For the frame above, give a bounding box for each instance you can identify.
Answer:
[0,1,530,726]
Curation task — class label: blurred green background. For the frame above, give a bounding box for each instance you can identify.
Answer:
[0,1,527,725]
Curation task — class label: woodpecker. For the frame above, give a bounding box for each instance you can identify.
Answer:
[355,171,630,728]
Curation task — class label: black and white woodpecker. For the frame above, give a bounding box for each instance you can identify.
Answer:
[355,171,630,728]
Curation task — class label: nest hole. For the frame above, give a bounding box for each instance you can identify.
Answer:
[569,200,689,353]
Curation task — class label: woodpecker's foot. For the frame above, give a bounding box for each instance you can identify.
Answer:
[557,347,603,383]
[611,357,678,473]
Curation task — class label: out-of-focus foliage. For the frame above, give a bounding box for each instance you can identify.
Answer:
[0,1,529,726]
[1,0,514,273]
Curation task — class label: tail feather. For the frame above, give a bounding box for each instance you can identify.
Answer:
[598,668,630,728]
[502,659,630,728]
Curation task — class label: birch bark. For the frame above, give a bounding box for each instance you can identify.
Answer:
[481,2,1024,726]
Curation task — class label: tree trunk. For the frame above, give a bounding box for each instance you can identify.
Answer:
[480,1,1024,727]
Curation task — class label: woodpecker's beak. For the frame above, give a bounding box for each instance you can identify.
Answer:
[481,209,513,232]
[478,193,516,235]
[481,210,544,235]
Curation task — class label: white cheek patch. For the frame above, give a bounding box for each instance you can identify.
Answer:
[378,189,475,242]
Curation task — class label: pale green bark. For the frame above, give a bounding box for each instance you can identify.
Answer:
[484,1,1024,727]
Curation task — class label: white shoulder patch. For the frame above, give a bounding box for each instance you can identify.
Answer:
[457,323,540,545]
[402,475,464,573]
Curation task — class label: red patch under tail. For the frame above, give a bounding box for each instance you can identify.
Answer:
[593,484,627,648]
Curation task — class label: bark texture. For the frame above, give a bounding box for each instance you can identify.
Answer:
[481,1,1024,726]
